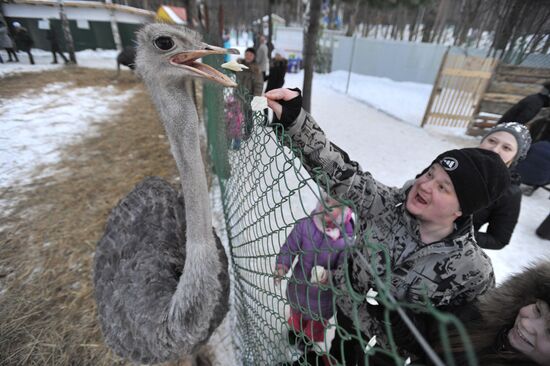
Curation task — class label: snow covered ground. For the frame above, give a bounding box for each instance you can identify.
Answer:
[0,48,119,77]
[0,49,134,208]
[316,70,434,126]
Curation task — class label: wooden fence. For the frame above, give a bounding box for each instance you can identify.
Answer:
[421,50,498,128]
[466,64,550,135]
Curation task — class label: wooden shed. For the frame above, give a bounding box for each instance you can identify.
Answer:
[467,65,550,135]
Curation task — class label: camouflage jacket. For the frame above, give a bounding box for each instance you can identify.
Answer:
[282,108,495,347]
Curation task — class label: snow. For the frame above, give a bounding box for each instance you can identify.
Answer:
[0,79,135,212]
[0,48,120,77]
[316,70,433,127]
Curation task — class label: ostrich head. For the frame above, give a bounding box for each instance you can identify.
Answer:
[136,23,239,87]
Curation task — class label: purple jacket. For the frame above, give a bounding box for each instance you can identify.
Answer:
[276,217,354,320]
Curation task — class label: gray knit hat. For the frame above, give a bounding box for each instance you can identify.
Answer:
[482,122,532,165]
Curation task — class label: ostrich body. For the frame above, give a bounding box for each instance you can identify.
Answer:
[93,24,238,364]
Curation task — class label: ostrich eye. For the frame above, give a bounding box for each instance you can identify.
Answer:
[154,36,175,51]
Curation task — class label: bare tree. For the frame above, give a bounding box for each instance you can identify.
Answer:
[302,0,322,112]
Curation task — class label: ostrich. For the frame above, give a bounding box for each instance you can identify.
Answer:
[93,23,239,364]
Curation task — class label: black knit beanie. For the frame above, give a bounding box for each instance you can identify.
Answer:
[431,148,510,216]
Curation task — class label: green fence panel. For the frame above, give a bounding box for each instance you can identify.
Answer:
[202,61,478,366]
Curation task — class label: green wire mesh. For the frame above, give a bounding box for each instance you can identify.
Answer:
[201,56,478,366]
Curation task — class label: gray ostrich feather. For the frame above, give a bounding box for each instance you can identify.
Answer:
[93,23,238,364]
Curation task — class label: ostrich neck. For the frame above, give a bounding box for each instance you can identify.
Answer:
[147,80,224,342]
[153,81,212,247]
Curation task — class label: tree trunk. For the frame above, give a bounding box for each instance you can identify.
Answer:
[408,6,419,42]
[58,0,76,64]
[398,6,407,41]
[491,0,521,57]
[390,9,398,39]
[421,6,435,43]
[334,0,341,29]
[186,0,199,29]
[218,3,224,41]
[302,0,322,113]
[345,0,361,37]
[327,0,335,29]
[202,2,210,33]
[267,0,273,61]
[433,0,451,43]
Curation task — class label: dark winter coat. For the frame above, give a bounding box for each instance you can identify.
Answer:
[236,59,263,96]
[516,141,550,186]
[529,116,550,143]
[276,216,354,320]
[442,261,550,365]
[472,173,522,250]
[14,27,33,52]
[265,59,288,92]
[117,46,137,70]
[46,29,62,50]
[280,108,495,352]
[498,93,550,125]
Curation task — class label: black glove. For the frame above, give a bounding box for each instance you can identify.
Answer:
[272,88,303,128]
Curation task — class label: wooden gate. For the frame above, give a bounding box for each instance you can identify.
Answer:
[421,50,498,128]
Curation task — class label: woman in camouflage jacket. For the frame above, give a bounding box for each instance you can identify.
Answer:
[265,88,511,365]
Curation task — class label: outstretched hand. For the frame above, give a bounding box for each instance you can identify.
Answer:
[273,264,289,285]
[265,88,301,120]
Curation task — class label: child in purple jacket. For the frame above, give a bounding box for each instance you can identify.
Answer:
[274,195,354,344]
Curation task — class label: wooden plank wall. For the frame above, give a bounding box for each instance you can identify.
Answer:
[477,65,550,116]
[421,53,497,128]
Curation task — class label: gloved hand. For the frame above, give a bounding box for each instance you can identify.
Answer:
[265,88,302,128]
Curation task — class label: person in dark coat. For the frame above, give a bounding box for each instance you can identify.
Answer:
[116,46,136,76]
[46,28,68,64]
[265,49,288,93]
[498,82,550,125]
[0,20,18,62]
[434,261,550,365]
[236,47,264,97]
[236,48,264,138]
[474,122,532,249]
[12,22,34,65]
[516,140,550,190]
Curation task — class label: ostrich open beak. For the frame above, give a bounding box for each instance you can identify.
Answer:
[169,43,240,87]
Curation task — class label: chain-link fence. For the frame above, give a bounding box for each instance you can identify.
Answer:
[201,55,478,365]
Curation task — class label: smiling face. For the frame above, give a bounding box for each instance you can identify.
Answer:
[479,131,518,167]
[405,164,462,225]
[508,300,550,364]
